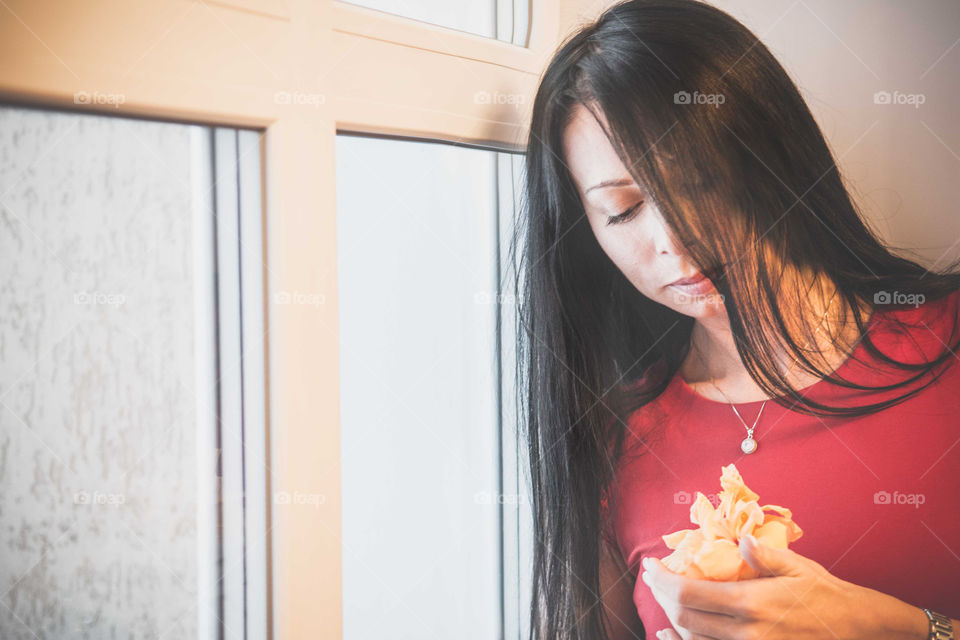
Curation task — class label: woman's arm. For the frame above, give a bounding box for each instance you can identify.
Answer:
[599,538,646,640]
[858,583,956,640]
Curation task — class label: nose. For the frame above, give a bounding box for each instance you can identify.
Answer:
[652,219,680,256]
[643,202,682,257]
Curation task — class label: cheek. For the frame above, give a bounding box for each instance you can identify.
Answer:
[591,222,724,319]
[595,228,658,290]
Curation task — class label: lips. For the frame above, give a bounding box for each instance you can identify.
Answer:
[668,272,708,287]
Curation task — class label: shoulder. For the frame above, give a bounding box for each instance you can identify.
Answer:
[880,286,960,325]
[869,287,960,364]
[612,369,677,457]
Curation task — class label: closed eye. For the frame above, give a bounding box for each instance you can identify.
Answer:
[605,201,644,226]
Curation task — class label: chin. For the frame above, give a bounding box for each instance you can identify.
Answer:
[665,294,726,319]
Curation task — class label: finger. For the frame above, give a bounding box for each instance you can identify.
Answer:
[643,558,748,617]
[646,581,731,640]
[655,623,717,640]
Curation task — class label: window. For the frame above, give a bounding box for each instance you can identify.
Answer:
[341,0,502,40]
[0,1,562,637]
[0,106,266,639]
[336,134,508,637]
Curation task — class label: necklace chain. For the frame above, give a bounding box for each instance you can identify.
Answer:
[690,287,841,454]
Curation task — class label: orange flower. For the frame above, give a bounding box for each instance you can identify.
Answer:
[658,464,803,581]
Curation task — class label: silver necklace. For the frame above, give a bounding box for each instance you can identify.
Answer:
[690,287,841,455]
[692,344,767,454]
[707,379,766,454]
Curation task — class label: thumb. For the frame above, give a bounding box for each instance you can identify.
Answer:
[739,534,803,577]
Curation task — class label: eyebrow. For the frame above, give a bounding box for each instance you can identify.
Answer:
[584,178,636,195]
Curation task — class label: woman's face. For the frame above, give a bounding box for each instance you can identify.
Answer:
[561,103,725,319]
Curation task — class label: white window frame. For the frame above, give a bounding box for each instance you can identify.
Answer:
[0,1,582,637]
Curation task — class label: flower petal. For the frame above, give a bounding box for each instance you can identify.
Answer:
[731,500,766,540]
[690,492,715,528]
[655,464,803,581]
[662,528,698,550]
[692,538,744,581]
[720,463,760,504]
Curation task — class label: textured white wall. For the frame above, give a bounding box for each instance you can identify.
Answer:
[0,106,199,639]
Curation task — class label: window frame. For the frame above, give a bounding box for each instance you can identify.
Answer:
[0,1,568,638]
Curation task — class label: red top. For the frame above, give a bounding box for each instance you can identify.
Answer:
[602,288,960,638]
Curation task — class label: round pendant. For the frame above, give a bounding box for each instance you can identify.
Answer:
[740,437,757,454]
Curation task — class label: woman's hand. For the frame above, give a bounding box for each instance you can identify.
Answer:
[639,534,930,640]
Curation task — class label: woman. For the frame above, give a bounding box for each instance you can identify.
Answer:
[512,0,960,639]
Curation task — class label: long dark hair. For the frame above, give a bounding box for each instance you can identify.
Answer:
[509,0,960,638]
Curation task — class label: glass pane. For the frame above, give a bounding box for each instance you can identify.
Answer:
[336,134,501,639]
[496,150,531,640]
[342,0,528,43]
[0,106,262,639]
[0,105,202,638]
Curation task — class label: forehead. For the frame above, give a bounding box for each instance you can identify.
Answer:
[561,103,636,196]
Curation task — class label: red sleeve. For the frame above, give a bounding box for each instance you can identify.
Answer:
[880,287,960,365]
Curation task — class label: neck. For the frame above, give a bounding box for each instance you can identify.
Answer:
[688,313,742,381]
[680,274,861,403]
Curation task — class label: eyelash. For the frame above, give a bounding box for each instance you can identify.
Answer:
[605,201,643,226]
